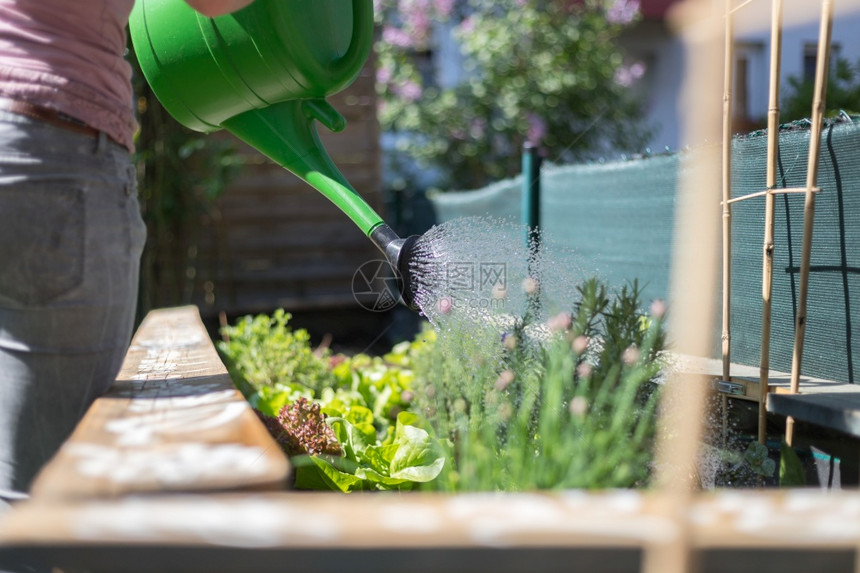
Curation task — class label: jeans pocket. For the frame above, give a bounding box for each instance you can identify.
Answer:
[0,183,85,305]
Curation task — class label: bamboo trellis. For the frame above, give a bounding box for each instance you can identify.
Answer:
[643,1,837,570]
[785,0,834,445]
[717,0,834,447]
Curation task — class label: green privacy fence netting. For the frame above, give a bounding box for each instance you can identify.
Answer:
[429,119,860,384]
[731,120,860,385]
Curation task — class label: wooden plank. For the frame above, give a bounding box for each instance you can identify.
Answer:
[768,389,860,438]
[1,490,859,573]
[206,293,362,316]
[28,306,290,500]
[218,221,371,251]
[669,353,837,397]
[222,164,380,189]
[216,188,382,216]
[671,353,860,436]
[221,249,375,270]
[671,355,860,437]
[219,259,375,283]
[194,249,376,276]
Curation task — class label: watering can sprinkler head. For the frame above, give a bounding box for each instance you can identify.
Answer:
[370,224,421,310]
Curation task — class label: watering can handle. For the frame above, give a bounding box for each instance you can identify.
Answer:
[278,0,374,89]
[332,0,374,80]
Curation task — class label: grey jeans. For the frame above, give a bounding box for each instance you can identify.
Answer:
[0,110,146,499]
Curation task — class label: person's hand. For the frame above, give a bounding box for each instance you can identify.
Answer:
[184,0,255,17]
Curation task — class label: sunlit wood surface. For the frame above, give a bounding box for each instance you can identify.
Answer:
[0,490,858,572]
[28,306,290,500]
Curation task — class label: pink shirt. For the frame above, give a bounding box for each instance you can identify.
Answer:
[0,0,137,152]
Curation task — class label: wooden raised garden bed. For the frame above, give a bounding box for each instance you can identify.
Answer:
[1,306,859,573]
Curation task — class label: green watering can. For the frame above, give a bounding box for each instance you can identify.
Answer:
[129,0,419,305]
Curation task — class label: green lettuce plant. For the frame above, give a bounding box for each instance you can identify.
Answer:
[218,310,445,492]
[292,411,447,492]
[218,309,335,398]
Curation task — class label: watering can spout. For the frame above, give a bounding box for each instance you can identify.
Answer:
[368,224,420,310]
[222,100,420,308]
[221,100,384,236]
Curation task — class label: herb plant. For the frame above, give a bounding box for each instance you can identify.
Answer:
[411,278,667,491]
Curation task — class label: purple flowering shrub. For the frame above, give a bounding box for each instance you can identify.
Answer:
[374,0,652,189]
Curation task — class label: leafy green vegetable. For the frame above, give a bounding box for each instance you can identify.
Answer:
[248,385,309,418]
[388,412,447,481]
[218,310,441,492]
[292,411,446,492]
[218,309,335,397]
[293,455,365,492]
[779,441,807,487]
[744,440,776,478]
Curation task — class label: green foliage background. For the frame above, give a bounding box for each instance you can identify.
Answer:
[375,0,651,190]
[781,57,860,123]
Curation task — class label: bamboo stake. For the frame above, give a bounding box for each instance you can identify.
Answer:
[728,0,755,14]
[726,187,819,204]
[785,0,834,447]
[720,0,734,449]
[759,0,783,446]
[721,0,733,387]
